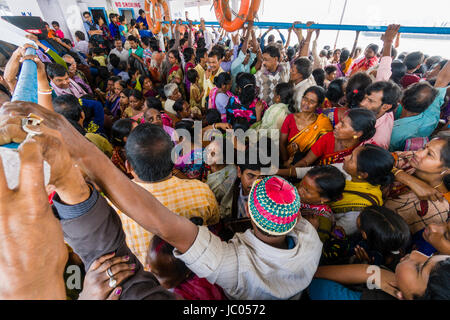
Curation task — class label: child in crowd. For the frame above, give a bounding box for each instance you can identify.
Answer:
[351,206,411,271]
[187,69,204,111]
[297,165,346,243]
[117,61,130,82]
[52,21,64,39]
[92,47,107,67]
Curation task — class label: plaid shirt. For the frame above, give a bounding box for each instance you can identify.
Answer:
[255,62,290,106]
[111,176,220,268]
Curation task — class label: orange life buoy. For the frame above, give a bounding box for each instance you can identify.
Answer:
[247,0,261,21]
[218,0,260,23]
[145,0,170,34]
[214,0,251,32]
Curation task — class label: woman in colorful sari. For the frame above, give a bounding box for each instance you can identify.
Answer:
[322,72,372,127]
[347,44,380,77]
[106,80,126,119]
[292,108,377,167]
[209,72,233,122]
[334,49,351,78]
[122,89,146,124]
[174,120,208,181]
[167,49,186,100]
[280,86,332,165]
[329,144,395,235]
[384,137,450,237]
[110,118,137,179]
[183,47,196,101]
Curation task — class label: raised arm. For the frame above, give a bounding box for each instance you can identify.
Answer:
[187,20,193,48]
[241,22,253,54]
[53,37,72,51]
[275,28,286,44]
[311,29,321,69]
[23,55,54,111]
[3,47,22,92]
[435,60,450,88]
[376,24,400,82]
[292,21,304,56]
[284,26,293,50]
[299,21,315,57]
[260,26,273,51]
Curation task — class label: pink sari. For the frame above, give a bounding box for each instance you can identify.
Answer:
[208,87,233,122]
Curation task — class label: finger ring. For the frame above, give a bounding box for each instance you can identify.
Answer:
[106,267,114,278]
[106,267,117,288]
[22,113,43,138]
[108,277,117,288]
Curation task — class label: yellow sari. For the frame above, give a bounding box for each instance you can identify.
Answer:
[287,113,333,156]
[330,180,383,214]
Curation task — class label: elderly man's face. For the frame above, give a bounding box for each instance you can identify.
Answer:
[63,56,77,77]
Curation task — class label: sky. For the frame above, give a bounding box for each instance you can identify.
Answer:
[186,0,450,58]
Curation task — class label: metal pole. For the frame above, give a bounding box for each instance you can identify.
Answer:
[160,21,450,34]
[333,0,348,50]
[11,47,38,103]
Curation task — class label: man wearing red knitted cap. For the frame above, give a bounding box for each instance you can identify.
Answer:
[171,175,323,300]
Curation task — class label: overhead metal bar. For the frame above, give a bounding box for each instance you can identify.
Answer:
[163,21,450,34]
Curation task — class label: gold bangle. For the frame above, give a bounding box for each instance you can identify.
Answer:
[38,88,53,93]
[393,169,404,176]
[289,167,293,177]
[433,181,444,189]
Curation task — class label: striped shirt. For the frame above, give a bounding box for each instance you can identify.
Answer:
[174,218,323,300]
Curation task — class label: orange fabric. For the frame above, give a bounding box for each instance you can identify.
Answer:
[444,192,450,203]
[287,114,333,156]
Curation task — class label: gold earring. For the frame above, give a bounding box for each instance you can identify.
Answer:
[353,135,358,139]
[358,175,362,179]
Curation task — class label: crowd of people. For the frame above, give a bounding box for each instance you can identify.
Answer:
[0,10,449,300]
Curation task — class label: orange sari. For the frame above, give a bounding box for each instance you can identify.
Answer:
[287,113,333,157]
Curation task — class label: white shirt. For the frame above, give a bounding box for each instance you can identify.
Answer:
[174,218,323,300]
[74,40,89,55]
[109,48,130,64]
